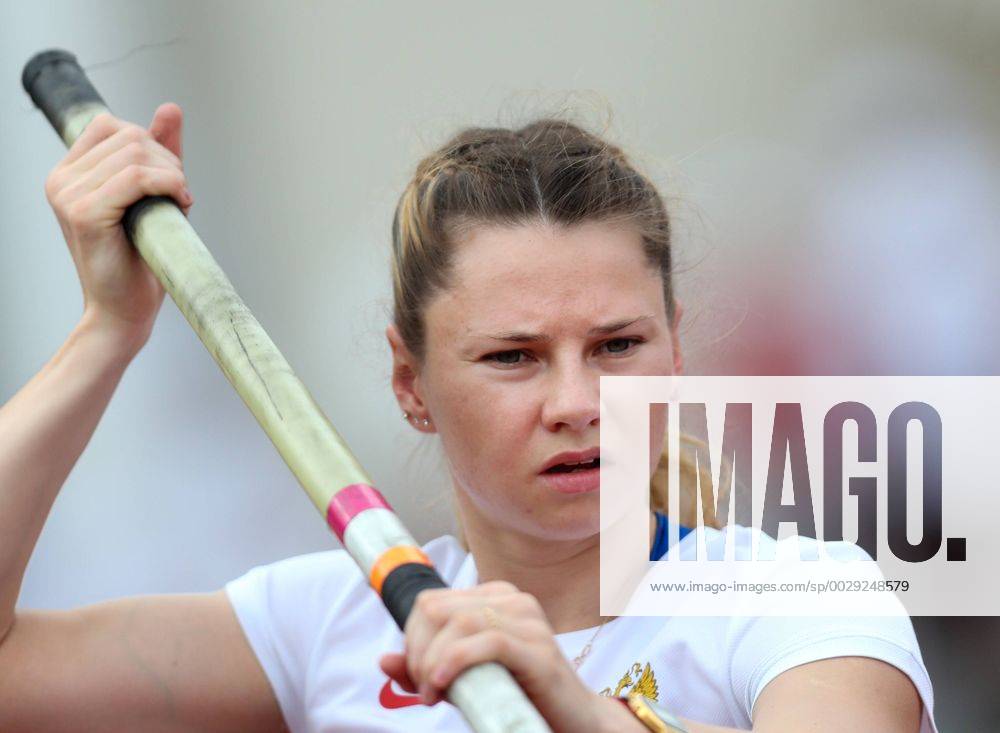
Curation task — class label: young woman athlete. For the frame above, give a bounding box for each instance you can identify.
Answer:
[0,103,936,732]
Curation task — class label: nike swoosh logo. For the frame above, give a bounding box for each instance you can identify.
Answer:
[379,678,425,709]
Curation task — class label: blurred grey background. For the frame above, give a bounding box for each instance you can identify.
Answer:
[2,1,998,729]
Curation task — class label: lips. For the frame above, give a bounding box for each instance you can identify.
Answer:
[539,447,601,474]
[539,447,601,494]
[544,456,600,473]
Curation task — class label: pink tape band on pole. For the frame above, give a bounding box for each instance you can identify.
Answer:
[326,483,391,541]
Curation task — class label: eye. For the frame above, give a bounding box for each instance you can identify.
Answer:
[600,337,643,356]
[482,339,643,367]
[484,349,532,367]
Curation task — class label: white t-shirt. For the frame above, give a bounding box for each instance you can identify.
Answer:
[225,529,937,732]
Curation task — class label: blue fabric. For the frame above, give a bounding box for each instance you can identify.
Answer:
[649,511,692,561]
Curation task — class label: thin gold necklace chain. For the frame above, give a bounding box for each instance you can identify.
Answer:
[571,616,614,671]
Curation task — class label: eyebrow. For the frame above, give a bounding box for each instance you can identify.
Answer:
[479,315,655,343]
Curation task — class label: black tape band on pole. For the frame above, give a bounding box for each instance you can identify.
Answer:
[380,563,449,629]
[22,50,105,140]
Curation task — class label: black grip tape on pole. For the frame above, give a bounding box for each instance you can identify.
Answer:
[22,49,106,139]
[22,50,180,247]
[380,563,449,629]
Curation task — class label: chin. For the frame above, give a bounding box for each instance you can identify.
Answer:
[517,492,602,542]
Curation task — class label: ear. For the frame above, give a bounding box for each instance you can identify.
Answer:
[386,323,435,432]
[669,299,684,376]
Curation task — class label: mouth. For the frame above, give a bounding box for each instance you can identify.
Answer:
[543,457,600,473]
[539,452,601,494]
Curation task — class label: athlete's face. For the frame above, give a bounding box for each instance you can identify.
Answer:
[390,219,682,541]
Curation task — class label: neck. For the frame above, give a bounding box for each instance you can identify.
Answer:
[454,491,657,635]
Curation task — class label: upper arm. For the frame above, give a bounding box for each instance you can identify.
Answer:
[0,591,286,733]
[750,656,922,733]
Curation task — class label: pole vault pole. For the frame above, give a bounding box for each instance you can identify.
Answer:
[21,49,551,733]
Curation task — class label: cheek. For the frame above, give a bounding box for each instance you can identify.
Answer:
[433,375,536,474]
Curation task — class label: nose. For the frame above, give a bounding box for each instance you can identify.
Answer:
[540,361,600,433]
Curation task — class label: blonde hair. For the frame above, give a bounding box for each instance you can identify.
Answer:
[390,117,725,533]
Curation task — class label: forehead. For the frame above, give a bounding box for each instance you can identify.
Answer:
[425,220,666,341]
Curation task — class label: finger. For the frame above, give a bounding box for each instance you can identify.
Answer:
[61,112,122,166]
[148,102,183,160]
[469,580,520,596]
[404,590,491,685]
[411,584,515,611]
[75,165,191,231]
[59,139,185,202]
[418,609,497,703]
[420,610,547,706]
[379,653,418,693]
[425,630,525,704]
[404,585,531,682]
[67,124,161,177]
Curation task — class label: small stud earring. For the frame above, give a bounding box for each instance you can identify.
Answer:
[402,411,411,420]
[422,418,430,427]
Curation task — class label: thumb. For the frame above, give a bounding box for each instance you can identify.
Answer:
[148,102,183,160]
[379,652,417,693]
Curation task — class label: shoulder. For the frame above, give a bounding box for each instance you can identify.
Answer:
[677,525,924,650]
[649,525,936,730]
